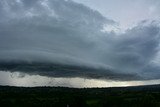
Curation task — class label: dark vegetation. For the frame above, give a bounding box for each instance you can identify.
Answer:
[0,85,160,107]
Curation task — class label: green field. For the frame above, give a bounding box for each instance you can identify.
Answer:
[0,85,160,107]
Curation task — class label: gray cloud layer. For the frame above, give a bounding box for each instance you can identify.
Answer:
[0,0,160,80]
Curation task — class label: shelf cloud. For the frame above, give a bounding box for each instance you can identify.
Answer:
[0,0,160,81]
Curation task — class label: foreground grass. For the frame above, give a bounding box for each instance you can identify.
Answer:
[0,85,160,107]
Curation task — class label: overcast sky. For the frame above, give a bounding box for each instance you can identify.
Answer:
[0,0,160,83]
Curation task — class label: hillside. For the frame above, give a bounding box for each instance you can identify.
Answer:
[0,85,160,107]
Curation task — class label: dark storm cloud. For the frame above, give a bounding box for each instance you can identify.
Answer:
[0,0,160,80]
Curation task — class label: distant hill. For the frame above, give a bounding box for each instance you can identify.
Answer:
[0,84,160,107]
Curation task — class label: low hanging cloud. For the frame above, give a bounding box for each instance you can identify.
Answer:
[0,0,160,81]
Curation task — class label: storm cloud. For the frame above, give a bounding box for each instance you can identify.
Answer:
[0,0,160,80]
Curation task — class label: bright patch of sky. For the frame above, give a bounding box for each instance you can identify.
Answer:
[73,0,160,32]
[0,71,160,88]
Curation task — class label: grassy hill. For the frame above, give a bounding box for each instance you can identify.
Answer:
[0,85,160,107]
